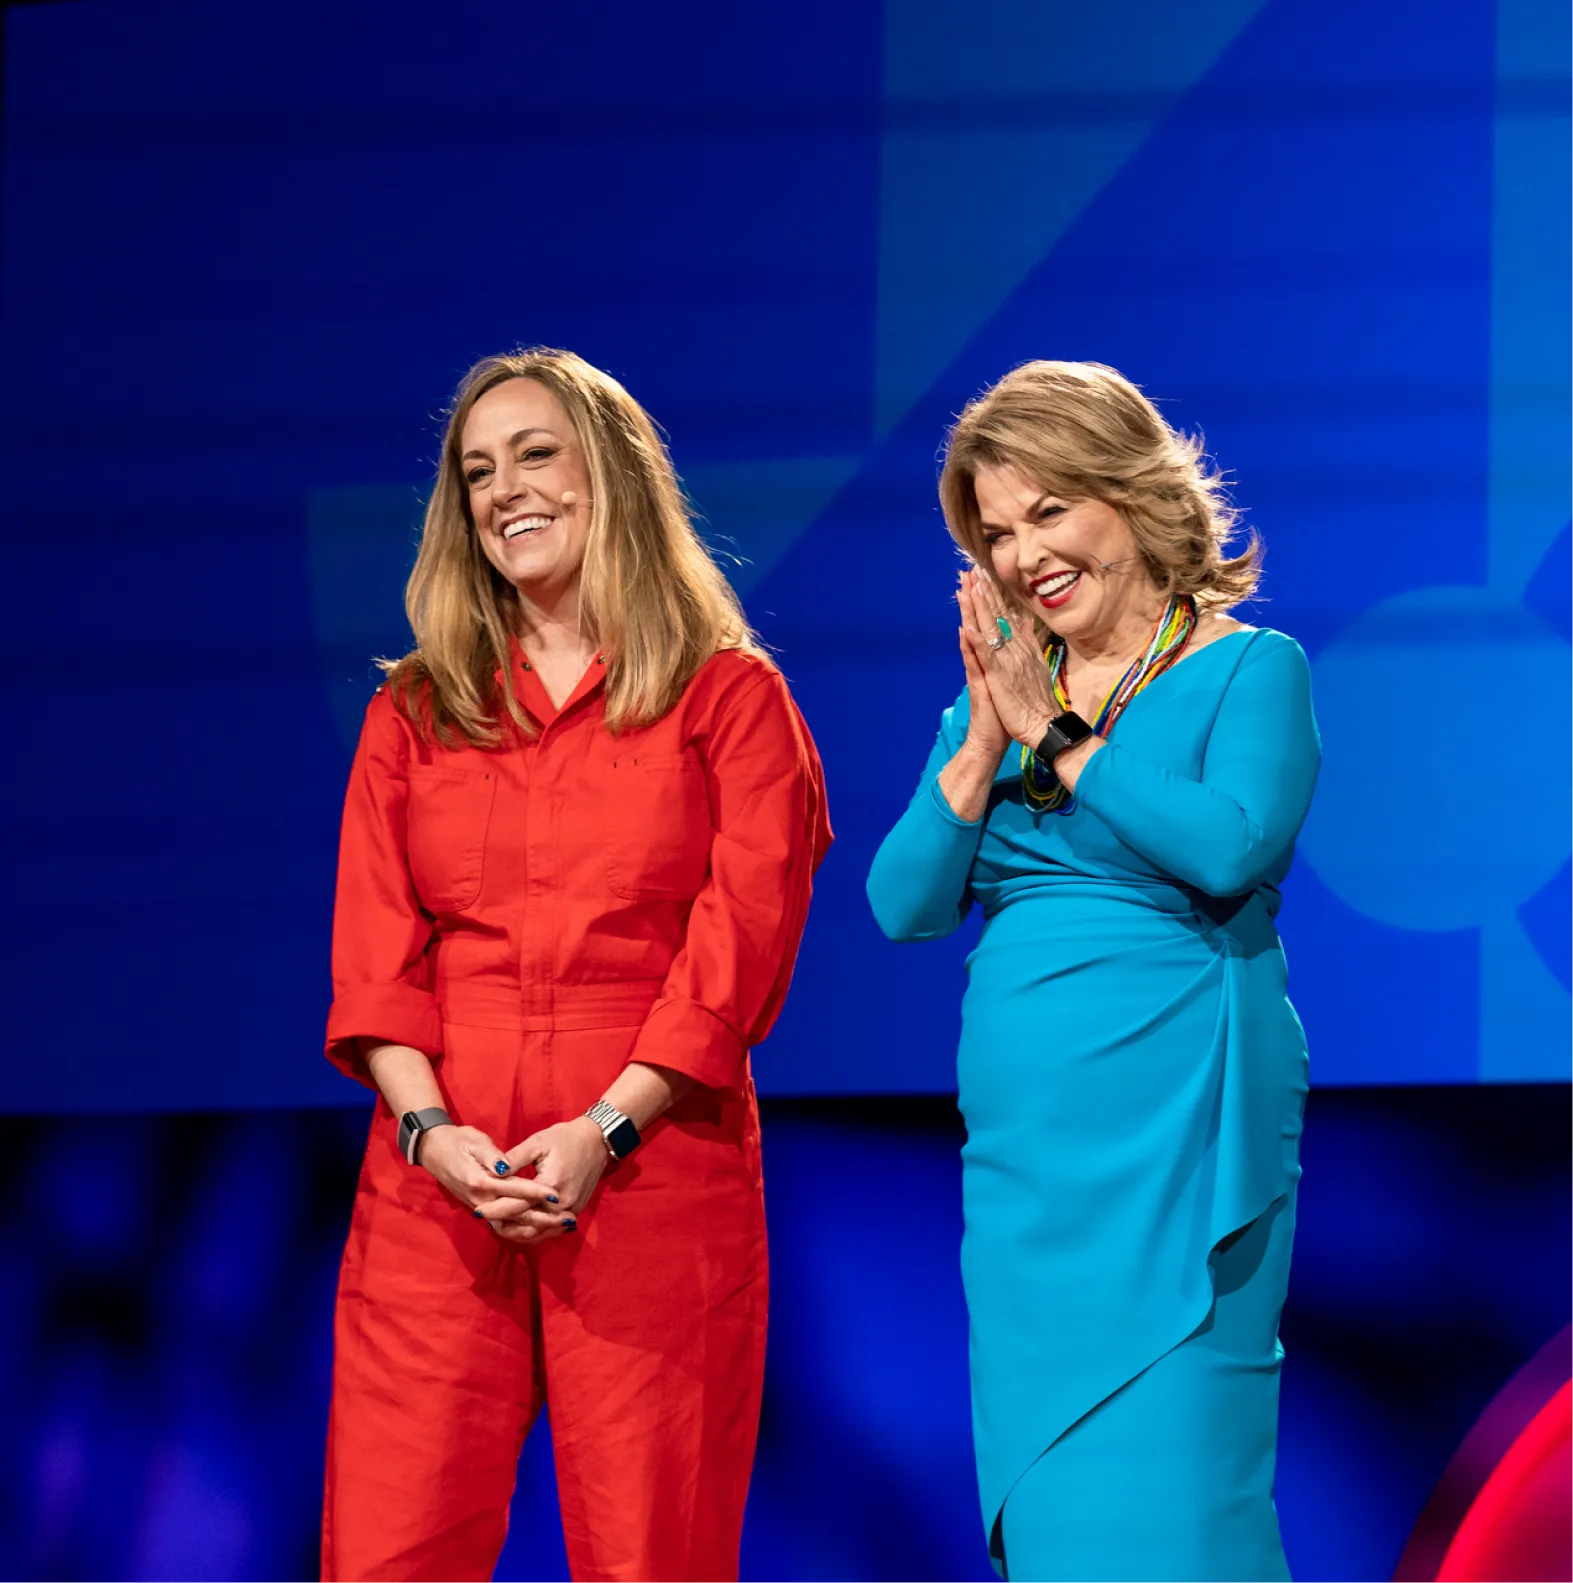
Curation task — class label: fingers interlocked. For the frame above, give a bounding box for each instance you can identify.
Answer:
[457,1133,578,1243]
[472,1175,573,1241]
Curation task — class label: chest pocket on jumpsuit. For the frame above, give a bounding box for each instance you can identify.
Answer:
[603,753,713,900]
[404,765,498,913]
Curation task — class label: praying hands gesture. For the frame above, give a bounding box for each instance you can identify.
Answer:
[942,569,1101,822]
[957,569,1062,751]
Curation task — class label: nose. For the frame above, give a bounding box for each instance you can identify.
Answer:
[489,457,535,516]
[491,457,524,502]
[1015,544,1049,579]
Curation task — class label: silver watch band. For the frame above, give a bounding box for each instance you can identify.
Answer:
[586,1099,626,1142]
[584,1099,640,1159]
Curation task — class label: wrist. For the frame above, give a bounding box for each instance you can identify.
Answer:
[1029,708,1097,762]
[958,733,1008,768]
[416,1129,453,1174]
[1017,707,1060,750]
[569,1115,605,1147]
[583,1099,642,1161]
[397,1106,454,1167]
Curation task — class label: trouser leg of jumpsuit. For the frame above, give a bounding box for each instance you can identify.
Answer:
[322,1019,768,1583]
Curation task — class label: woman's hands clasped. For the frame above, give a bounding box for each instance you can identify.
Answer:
[958,570,1058,750]
[496,1118,610,1238]
[419,1122,584,1244]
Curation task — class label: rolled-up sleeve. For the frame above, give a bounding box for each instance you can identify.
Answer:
[628,668,832,1091]
[324,689,443,1087]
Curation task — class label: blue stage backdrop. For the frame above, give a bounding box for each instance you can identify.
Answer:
[1,0,1567,1111]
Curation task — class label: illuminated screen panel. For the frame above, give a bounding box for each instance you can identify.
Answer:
[0,0,1565,1109]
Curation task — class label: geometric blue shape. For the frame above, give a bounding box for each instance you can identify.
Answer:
[1517,857,1572,994]
[876,0,1269,432]
[1479,911,1570,1082]
[1522,521,1572,647]
[1278,861,1480,1086]
[685,455,863,596]
[1300,586,1569,932]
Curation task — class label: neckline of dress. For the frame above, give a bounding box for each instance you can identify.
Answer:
[1117,623,1259,712]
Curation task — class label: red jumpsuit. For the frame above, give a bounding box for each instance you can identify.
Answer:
[321,647,830,1583]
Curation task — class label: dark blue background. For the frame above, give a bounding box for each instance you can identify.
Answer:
[2,1090,1568,1583]
[1,2,1568,1580]
[1,0,1566,1108]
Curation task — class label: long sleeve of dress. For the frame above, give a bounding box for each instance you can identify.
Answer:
[1074,630,1320,898]
[324,689,442,1087]
[628,667,832,1091]
[867,693,988,942]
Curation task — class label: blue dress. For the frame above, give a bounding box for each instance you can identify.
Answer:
[867,629,1320,1583]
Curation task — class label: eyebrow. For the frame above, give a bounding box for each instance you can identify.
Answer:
[460,427,557,462]
[979,491,1053,532]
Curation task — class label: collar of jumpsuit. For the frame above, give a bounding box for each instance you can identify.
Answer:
[503,637,608,728]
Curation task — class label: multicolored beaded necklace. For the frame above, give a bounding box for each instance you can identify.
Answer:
[1022,593,1198,812]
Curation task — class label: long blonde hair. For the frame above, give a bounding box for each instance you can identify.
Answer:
[938,360,1260,617]
[383,348,759,744]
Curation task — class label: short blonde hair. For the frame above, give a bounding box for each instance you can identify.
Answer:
[384,347,759,745]
[938,360,1260,617]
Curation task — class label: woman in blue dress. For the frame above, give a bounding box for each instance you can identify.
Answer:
[868,361,1320,1582]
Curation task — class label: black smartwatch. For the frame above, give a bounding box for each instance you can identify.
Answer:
[398,1107,453,1165]
[584,1100,642,1162]
[1034,711,1095,765]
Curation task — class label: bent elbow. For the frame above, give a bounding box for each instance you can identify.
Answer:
[866,877,960,943]
[866,886,924,943]
[1188,841,1277,899]
[876,911,962,943]
[1191,863,1257,899]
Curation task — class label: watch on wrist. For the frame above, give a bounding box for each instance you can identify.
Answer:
[1034,710,1095,764]
[584,1100,642,1162]
[397,1107,453,1166]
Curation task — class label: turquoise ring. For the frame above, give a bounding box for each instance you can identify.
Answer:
[995,616,1013,641]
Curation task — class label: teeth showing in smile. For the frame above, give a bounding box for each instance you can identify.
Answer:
[502,515,552,541]
[1033,570,1080,598]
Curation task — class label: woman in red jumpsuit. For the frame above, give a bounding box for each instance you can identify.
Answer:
[321,347,831,1583]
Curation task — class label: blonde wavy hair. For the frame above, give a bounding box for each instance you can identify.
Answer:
[938,360,1260,621]
[383,348,759,744]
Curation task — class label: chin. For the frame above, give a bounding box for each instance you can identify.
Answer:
[501,546,554,577]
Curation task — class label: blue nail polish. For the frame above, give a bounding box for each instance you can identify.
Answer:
[546,1194,559,1204]
[563,1218,578,1232]
[472,1208,484,1219]
[494,1161,510,1175]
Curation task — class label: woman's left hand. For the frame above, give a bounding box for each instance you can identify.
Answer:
[499,1118,610,1233]
[960,570,1060,749]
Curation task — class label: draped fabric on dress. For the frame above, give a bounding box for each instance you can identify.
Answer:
[868,629,1320,1582]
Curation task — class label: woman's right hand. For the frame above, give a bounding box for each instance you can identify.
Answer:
[419,1124,571,1237]
[934,574,1015,825]
[957,574,1010,762]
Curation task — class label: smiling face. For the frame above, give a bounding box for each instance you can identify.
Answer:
[459,377,593,598]
[973,461,1154,645]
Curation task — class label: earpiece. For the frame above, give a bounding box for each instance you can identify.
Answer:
[560,491,580,508]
